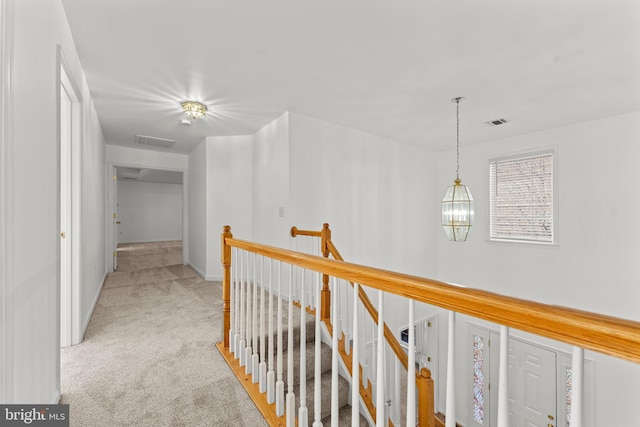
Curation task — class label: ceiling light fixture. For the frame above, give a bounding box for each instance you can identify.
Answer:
[441,97,475,242]
[181,101,207,120]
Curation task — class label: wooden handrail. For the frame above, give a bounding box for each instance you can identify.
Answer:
[325,239,409,370]
[224,233,640,364]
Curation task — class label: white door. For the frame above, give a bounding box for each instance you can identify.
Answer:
[490,333,557,427]
[60,82,72,348]
[112,169,118,271]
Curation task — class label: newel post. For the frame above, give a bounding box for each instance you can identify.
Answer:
[221,225,233,349]
[417,367,435,427]
[320,223,331,321]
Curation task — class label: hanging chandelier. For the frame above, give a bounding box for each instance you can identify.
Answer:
[441,97,475,242]
[181,101,207,120]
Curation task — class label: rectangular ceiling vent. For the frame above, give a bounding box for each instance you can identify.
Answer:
[134,135,175,149]
[484,118,510,127]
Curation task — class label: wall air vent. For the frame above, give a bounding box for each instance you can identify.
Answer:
[484,118,510,126]
[134,135,175,149]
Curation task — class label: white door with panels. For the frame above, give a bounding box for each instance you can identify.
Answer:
[469,327,557,427]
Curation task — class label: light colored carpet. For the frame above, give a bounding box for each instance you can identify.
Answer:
[60,241,268,427]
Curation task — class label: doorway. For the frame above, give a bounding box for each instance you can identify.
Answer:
[109,166,186,272]
[59,49,82,347]
[469,326,557,427]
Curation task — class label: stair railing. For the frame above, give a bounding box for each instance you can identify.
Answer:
[219,225,640,427]
[291,224,434,427]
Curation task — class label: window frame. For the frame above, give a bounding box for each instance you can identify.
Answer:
[488,149,558,245]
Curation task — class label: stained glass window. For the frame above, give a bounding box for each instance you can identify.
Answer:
[473,335,485,424]
[566,366,573,426]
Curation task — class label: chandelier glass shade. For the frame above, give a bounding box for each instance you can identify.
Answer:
[442,97,475,241]
[181,101,207,120]
[442,178,475,241]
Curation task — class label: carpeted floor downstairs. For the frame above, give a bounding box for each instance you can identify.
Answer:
[60,241,268,427]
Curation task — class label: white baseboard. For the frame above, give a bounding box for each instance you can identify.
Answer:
[187,263,220,281]
[52,389,61,404]
[188,263,206,280]
[81,272,106,340]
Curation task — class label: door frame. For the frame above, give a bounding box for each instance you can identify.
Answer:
[106,162,189,272]
[468,325,557,427]
[58,46,83,347]
[0,0,15,403]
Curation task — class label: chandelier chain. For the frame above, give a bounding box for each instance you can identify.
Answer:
[456,98,460,180]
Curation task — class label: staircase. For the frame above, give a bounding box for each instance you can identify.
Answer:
[217,225,437,427]
[217,286,369,426]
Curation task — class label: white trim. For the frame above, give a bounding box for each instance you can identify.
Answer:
[188,262,218,282]
[50,389,61,405]
[488,147,558,245]
[106,161,188,273]
[82,272,107,339]
[0,0,15,404]
[58,45,83,347]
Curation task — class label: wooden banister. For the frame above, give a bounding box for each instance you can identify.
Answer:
[223,232,640,363]
[221,226,232,349]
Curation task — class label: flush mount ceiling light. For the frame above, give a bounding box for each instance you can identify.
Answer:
[181,101,207,120]
[441,97,475,242]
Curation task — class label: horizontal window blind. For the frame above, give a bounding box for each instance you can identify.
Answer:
[490,152,554,243]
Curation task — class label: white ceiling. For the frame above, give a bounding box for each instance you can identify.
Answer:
[61,0,640,155]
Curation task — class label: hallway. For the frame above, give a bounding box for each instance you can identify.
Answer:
[60,241,267,426]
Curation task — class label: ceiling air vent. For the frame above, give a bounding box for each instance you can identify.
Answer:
[484,118,510,126]
[134,135,175,149]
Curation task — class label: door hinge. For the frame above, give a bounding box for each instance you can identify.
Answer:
[427,321,432,327]
[113,175,117,181]
[113,213,117,219]
[113,251,117,257]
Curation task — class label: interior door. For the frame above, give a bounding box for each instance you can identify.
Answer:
[490,333,557,427]
[60,82,72,347]
[112,168,118,271]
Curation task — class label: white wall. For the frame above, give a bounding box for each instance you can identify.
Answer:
[80,99,106,338]
[435,111,640,426]
[1,0,105,404]
[206,135,253,279]
[117,180,182,243]
[188,141,207,278]
[288,112,439,334]
[252,112,290,248]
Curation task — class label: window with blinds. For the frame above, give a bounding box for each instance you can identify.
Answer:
[489,151,554,243]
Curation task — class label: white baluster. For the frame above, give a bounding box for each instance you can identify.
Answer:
[393,356,400,426]
[351,283,360,427]
[299,269,308,426]
[406,300,416,427]
[376,290,385,427]
[331,278,340,427]
[229,247,235,354]
[312,272,322,427]
[286,264,296,427]
[497,325,509,427]
[344,283,351,355]
[252,254,259,381]
[235,249,242,358]
[276,261,285,416]
[445,311,456,427]
[570,346,584,427]
[240,251,248,368]
[267,258,275,403]
[260,257,267,392]
[246,251,253,374]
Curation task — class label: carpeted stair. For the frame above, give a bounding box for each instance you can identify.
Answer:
[241,288,369,425]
